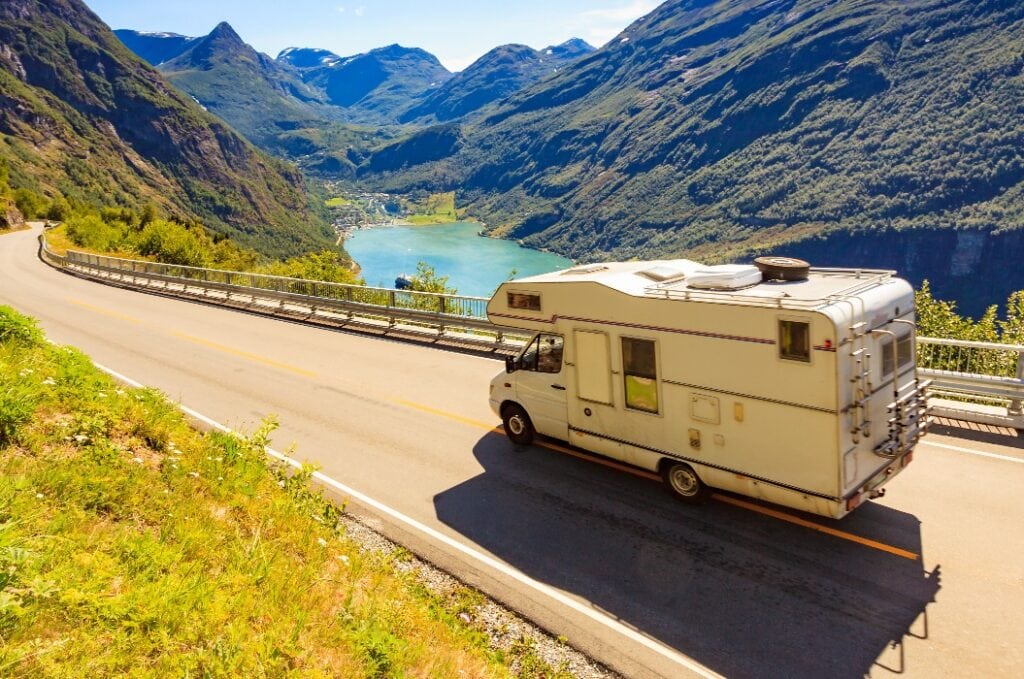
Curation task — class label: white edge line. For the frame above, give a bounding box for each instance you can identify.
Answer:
[88,360,720,678]
[920,440,1024,464]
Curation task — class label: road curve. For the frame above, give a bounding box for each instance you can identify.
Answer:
[2,225,1022,678]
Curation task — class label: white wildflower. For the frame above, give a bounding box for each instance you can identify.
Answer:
[278,480,286,488]
[35,493,44,500]
[317,538,327,547]
[338,555,350,565]
[73,434,89,444]
[42,378,55,386]
[132,457,144,464]
[96,392,107,399]
[189,471,199,478]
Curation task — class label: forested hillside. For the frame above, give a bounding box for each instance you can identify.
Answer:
[362,0,1024,313]
[0,0,334,258]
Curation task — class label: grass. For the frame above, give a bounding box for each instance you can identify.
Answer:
[0,305,567,677]
[325,197,352,208]
[406,192,460,225]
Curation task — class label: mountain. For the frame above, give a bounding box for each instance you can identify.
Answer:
[277,46,343,70]
[400,39,595,123]
[300,44,451,123]
[365,0,1024,315]
[113,29,198,66]
[158,22,334,150]
[544,38,595,61]
[0,0,334,257]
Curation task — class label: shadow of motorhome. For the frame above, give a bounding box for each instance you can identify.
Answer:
[433,432,940,679]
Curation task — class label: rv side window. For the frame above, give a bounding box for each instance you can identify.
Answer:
[520,334,563,373]
[622,337,659,413]
[508,292,541,311]
[779,320,810,363]
[883,334,913,377]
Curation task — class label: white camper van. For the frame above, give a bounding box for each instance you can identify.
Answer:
[486,257,928,519]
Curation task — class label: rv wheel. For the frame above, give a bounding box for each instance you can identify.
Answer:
[502,403,535,446]
[661,461,710,504]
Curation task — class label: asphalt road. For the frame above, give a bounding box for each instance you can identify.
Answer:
[2,225,1022,678]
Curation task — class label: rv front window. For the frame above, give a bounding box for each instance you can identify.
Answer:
[519,334,563,373]
[622,337,659,413]
[779,320,810,362]
[508,292,541,311]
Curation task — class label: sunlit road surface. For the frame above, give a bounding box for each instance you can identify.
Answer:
[2,225,1022,678]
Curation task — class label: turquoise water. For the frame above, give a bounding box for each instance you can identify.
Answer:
[346,222,573,297]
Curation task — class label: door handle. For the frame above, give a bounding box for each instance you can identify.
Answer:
[551,384,566,391]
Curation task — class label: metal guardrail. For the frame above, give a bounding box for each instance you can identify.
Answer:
[37,236,1024,425]
[917,337,1024,415]
[39,236,528,350]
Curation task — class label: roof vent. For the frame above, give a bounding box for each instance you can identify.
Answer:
[754,256,810,282]
[562,264,609,275]
[638,266,687,283]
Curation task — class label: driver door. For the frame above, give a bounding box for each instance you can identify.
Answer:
[516,333,569,440]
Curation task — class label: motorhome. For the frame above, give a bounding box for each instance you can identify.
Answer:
[486,257,928,519]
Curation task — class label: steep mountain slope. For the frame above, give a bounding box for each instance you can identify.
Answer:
[0,0,333,257]
[365,0,1024,312]
[113,29,198,66]
[400,39,595,124]
[159,22,333,150]
[277,46,342,70]
[300,44,451,123]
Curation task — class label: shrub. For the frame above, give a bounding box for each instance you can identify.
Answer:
[134,220,210,267]
[0,306,43,347]
[65,214,122,251]
[12,188,47,219]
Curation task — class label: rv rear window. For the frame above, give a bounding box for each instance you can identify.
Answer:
[508,292,541,311]
[779,320,810,362]
[882,335,913,377]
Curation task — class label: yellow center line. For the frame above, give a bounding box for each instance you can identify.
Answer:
[172,331,319,379]
[393,399,498,430]
[66,298,142,324]
[394,399,919,560]
[710,494,919,560]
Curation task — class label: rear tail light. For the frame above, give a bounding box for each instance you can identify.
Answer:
[902,450,914,467]
[846,492,863,512]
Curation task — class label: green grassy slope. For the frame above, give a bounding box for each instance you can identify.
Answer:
[0,305,542,676]
[0,0,334,258]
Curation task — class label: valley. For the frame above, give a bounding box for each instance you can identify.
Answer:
[105,1,1024,317]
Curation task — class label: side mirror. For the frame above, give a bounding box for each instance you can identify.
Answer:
[505,356,516,374]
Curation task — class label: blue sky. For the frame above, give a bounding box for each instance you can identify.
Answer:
[85,0,661,71]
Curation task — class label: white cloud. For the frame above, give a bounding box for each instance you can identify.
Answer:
[574,0,660,46]
[354,6,365,17]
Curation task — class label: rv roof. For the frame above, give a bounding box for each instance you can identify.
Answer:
[511,260,898,309]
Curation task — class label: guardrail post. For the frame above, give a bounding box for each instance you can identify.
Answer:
[1011,349,1024,415]
[438,296,446,336]
[388,290,396,328]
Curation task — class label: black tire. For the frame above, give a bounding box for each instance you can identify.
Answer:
[754,256,810,281]
[660,461,711,504]
[502,403,535,446]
